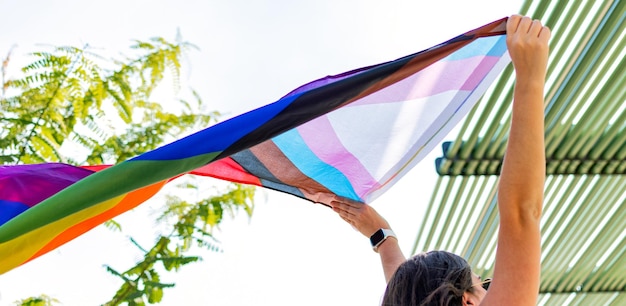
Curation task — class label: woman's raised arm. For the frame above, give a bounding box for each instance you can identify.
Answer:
[481,15,550,306]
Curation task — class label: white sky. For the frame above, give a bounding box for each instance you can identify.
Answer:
[0,1,522,305]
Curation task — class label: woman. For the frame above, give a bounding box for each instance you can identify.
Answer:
[331,15,550,306]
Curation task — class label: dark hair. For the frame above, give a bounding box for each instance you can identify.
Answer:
[381,250,474,306]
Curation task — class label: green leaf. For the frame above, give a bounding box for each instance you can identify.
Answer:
[104,219,122,232]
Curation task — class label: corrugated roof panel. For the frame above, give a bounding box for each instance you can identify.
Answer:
[412,0,625,304]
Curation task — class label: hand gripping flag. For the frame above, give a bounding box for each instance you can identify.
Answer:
[0,18,510,274]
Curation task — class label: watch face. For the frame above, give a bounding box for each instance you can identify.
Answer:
[370,229,385,246]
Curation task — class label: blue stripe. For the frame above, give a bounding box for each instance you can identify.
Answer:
[444,35,507,61]
[0,200,30,226]
[133,93,302,161]
[272,129,360,201]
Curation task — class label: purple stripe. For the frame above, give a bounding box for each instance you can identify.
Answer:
[351,56,499,107]
[0,163,93,207]
[296,116,380,198]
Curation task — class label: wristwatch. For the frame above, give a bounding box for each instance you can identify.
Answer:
[370,228,396,252]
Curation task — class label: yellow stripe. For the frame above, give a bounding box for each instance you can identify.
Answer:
[0,194,125,274]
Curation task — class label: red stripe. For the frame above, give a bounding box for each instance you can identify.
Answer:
[191,158,263,187]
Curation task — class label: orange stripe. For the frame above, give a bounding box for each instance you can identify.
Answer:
[26,180,167,263]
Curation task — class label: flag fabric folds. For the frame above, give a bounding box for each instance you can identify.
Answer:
[0,18,510,274]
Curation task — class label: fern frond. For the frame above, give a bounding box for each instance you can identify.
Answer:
[70,131,98,150]
[131,40,156,50]
[53,45,85,60]
[23,52,72,72]
[31,133,62,161]
[104,83,132,123]
[22,58,53,72]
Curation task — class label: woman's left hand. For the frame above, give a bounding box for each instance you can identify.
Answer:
[329,196,391,237]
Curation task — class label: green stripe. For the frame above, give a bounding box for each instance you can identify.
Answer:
[0,152,220,242]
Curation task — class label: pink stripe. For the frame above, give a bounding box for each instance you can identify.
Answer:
[351,56,499,107]
[297,117,380,198]
[460,56,500,90]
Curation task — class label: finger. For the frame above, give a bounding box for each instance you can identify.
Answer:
[339,196,364,207]
[335,198,361,211]
[344,201,362,210]
[330,196,359,208]
[331,200,346,210]
[332,206,354,219]
[538,25,551,42]
[341,216,353,225]
[507,14,522,35]
[344,207,357,217]
[528,19,543,37]
[335,205,356,218]
[517,16,533,34]
[330,200,352,211]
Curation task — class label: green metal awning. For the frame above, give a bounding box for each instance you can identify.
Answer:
[412,1,625,305]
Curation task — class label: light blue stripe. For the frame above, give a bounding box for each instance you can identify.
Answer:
[272,129,360,201]
[444,35,507,61]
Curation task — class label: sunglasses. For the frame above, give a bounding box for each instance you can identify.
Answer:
[478,278,492,291]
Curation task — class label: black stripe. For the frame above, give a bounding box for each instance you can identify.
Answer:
[230,150,306,199]
[217,32,482,159]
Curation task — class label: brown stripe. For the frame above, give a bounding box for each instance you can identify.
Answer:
[467,17,507,36]
[249,141,336,203]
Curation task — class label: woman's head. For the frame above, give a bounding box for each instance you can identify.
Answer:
[382,250,485,306]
